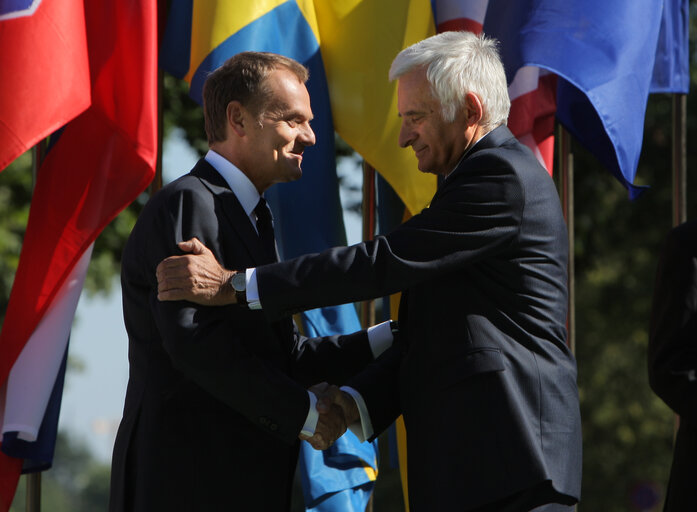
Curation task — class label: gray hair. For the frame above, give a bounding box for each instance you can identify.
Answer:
[389,31,510,131]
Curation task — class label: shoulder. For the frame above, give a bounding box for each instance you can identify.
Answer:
[143,170,216,218]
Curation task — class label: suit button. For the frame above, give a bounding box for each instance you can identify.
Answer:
[270,423,278,431]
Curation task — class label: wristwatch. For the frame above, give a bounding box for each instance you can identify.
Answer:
[230,271,247,306]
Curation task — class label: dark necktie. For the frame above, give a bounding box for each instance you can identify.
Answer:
[254,197,277,263]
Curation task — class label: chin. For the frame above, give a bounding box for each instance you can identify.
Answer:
[416,162,433,174]
[287,168,303,181]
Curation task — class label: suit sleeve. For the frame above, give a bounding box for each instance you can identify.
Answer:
[290,328,373,387]
[256,160,523,321]
[648,225,697,420]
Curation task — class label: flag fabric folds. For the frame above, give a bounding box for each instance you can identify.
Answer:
[298,306,378,511]
[436,0,688,194]
[482,0,665,198]
[0,0,90,172]
[160,1,378,509]
[0,0,158,508]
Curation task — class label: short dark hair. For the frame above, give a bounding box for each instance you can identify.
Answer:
[202,52,309,145]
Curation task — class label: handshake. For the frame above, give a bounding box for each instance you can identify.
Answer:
[300,382,360,451]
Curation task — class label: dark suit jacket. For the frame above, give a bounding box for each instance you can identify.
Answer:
[649,220,697,512]
[109,159,374,512]
[255,126,582,510]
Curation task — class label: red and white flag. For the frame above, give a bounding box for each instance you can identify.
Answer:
[0,0,158,508]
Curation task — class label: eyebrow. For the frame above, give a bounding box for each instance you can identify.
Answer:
[284,109,314,122]
[398,109,430,118]
[265,101,313,121]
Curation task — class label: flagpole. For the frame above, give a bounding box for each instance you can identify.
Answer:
[556,124,575,357]
[671,93,687,227]
[361,160,376,512]
[361,161,377,329]
[26,140,48,512]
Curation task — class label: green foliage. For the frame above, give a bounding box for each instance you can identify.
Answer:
[570,82,697,509]
[162,74,206,155]
[0,153,32,326]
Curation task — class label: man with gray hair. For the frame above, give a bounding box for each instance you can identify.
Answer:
[157,32,582,511]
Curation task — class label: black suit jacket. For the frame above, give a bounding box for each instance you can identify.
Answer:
[109,159,374,512]
[649,220,697,512]
[255,126,582,510]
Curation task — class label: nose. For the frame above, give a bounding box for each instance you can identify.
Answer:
[398,120,414,148]
[300,121,316,147]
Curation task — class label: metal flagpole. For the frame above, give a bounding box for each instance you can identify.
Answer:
[361,160,376,512]
[361,161,377,329]
[556,125,575,356]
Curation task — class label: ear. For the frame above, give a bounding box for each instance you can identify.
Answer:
[226,101,247,137]
[464,92,484,125]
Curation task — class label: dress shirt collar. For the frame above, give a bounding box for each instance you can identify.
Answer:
[204,149,260,218]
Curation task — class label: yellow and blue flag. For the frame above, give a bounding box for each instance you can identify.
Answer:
[314,1,436,215]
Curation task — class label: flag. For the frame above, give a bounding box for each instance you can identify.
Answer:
[436,0,689,193]
[160,1,378,509]
[481,0,665,198]
[0,0,158,507]
[0,0,90,172]
[314,0,437,215]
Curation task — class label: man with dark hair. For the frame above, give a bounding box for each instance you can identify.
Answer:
[156,32,582,511]
[109,52,390,511]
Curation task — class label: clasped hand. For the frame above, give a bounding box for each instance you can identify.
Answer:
[300,382,358,451]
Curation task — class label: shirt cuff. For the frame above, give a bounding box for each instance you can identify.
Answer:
[246,268,262,310]
[340,386,374,442]
[366,320,394,358]
[300,391,319,437]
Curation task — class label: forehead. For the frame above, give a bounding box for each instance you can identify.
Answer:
[397,67,436,114]
[264,68,312,115]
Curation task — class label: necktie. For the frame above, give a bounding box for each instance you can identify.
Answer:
[254,197,277,263]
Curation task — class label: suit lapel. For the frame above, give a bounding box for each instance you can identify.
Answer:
[189,159,272,266]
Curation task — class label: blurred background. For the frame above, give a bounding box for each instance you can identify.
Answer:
[2,1,697,511]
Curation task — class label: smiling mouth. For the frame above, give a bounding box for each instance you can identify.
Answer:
[413,146,427,158]
[288,152,303,166]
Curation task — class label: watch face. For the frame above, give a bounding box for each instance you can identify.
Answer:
[232,272,246,292]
